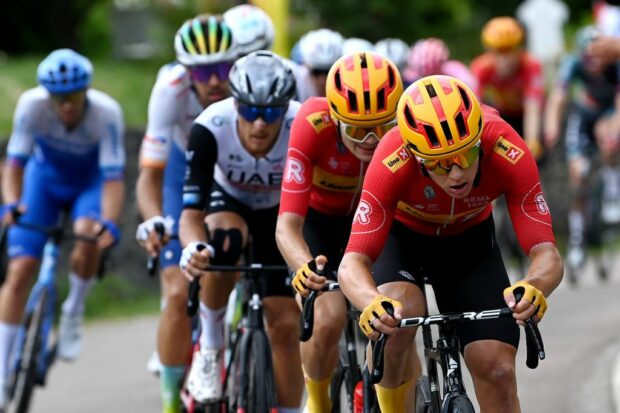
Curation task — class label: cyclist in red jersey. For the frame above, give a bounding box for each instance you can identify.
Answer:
[338,75,563,412]
[471,16,544,159]
[276,51,404,412]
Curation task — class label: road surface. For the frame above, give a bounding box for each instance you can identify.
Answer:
[27,254,620,412]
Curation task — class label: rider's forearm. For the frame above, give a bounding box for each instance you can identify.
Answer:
[179,208,208,247]
[524,243,564,297]
[136,166,164,219]
[275,213,313,271]
[544,90,566,138]
[524,99,542,143]
[101,179,125,222]
[2,164,23,205]
[338,252,381,311]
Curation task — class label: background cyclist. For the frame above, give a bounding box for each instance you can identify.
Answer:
[544,25,620,274]
[338,75,563,412]
[135,13,239,413]
[374,38,410,78]
[179,51,304,411]
[403,37,478,90]
[276,51,404,412]
[0,49,124,407]
[296,28,344,102]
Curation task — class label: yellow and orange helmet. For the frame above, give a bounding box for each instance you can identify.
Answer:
[481,17,524,51]
[326,51,404,127]
[397,75,482,160]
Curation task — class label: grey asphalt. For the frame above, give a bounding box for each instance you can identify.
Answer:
[27,253,620,412]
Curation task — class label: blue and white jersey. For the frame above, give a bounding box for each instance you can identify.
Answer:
[7,86,125,182]
[139,63,203,168]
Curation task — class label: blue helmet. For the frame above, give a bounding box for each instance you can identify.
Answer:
[37,49,93,94]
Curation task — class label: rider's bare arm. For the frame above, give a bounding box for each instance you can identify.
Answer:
[1,164,23,206]
[275,212,313,272]
[543,88,568,149]
[136,166,164,220]
[102,180,124,223]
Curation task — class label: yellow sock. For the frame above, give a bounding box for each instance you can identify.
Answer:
[375,379,413,413]
[304,374,332,413]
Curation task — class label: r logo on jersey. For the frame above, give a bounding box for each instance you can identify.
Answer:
[382,145,411,173]
[351,191,387,234]
[493,137,524,165]
[306,111,333,134]
[284,157,305,184]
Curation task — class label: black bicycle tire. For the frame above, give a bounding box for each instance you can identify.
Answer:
[329,363,347,413]
[223,330,243,412]
[415,375,432,413]
[244,331,277,413]
[442,394,475,413]
[9,290,47,413]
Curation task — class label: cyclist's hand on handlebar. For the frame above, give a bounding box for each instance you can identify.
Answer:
[180,241,215,281]
[292,255,327,297]
[136,215,175,256]
[503,280,548,324]
[359,295,403,340]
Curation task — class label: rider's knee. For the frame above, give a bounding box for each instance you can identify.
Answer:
[3,259,38,295]
[210,228,243,265]
[162,268,188,310]
[471,356,516,388]
[266,306,300,349]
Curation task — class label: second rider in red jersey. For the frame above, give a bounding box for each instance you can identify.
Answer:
[276,51,403,412]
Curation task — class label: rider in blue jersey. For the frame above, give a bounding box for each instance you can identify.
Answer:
[0,49,125,406]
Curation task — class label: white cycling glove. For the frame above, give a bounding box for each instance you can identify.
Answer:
[136,215,175,245]
[180,241,216,271]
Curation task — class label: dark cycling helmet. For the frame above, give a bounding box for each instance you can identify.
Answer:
[37,49,93,94]
[174,14,236,65]
[228,50,296,106]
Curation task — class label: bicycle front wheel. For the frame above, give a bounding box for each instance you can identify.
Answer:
[8,290,47,413]
[243,331,277,413]
[415,375,432,413]
[442,393,474,413]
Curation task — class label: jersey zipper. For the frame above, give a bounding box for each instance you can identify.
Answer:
[436,196,456,236]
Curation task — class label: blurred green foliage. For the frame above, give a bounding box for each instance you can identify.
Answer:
[0,56,165,138]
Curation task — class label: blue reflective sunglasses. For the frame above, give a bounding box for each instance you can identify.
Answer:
[237,103,287,124]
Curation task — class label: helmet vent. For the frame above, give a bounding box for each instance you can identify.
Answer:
[348,90,358,112]
[244,73,253,95]
[455,112,467,138]
[359,53,368,68]
[440,120,453,143]
[377,88,386,111]
[363,91,370,111]
[404,104,416,128]
[334,71,342,91]
[423,124,440,147]
[388,66,395,88]
[425,84,437,98]
[457,86,471,110]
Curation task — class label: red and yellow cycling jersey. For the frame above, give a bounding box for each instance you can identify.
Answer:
[471,52,544,117]
[346,104,556,261]
[279,97,368,218]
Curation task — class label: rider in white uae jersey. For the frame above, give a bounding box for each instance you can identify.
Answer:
[179,51,305,411]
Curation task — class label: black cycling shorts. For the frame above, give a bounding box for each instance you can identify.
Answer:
[303,208,353,281]
[208,182,292,298]
[372,216,520,351]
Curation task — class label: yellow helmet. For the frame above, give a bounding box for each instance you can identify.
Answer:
[326,51,404,127]
[397,75,482,160]
[481,17,524,51]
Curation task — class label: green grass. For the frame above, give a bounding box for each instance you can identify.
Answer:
[57,274,161,321]
[0,55,167,139]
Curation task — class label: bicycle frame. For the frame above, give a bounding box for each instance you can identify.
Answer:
[11,235,63,387]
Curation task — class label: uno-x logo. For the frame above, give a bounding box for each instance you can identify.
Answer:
[353,200,372,225]
[493,137,524,165]
[284,158,304,183]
